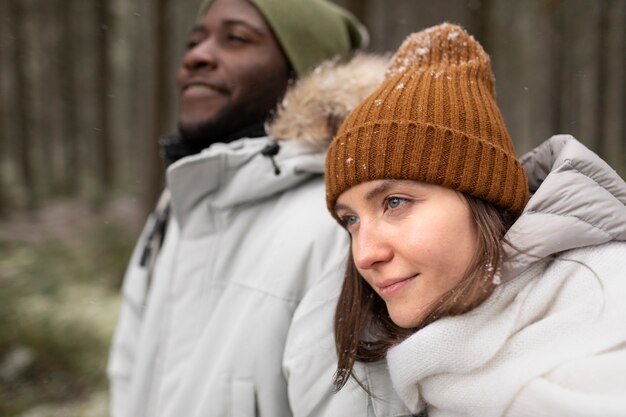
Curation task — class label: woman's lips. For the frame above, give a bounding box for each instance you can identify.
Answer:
[377,274,418,298]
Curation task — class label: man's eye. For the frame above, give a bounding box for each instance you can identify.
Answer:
[185,39,200,50]
[226,34,249,43]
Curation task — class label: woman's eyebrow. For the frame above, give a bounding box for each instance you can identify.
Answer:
[334,202,351,214]
[334,180,403,214]
[364,180,400,202]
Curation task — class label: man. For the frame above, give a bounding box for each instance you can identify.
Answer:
[107,0,410,416]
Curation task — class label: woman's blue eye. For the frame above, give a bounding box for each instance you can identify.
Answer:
[387,197,403,209]
[342,215,359,227]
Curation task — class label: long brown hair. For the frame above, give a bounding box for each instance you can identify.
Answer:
[333,193,516,391]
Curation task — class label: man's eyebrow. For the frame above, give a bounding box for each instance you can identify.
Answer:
[187,19,265,36]
[188,24,206,35]
[223,19,265,36]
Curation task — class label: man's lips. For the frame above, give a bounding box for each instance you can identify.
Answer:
[181,80,229,95]
[376,274,418,297]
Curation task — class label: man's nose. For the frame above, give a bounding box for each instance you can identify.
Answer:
[181,38,218,71]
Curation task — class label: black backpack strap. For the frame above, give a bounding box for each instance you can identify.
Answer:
[139,189,171,292]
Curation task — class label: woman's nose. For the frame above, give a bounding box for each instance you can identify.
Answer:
[352,222,393,271]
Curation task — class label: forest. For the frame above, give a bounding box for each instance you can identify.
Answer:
[0,0,624,415]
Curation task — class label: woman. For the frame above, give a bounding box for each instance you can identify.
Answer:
[325,23,626,417]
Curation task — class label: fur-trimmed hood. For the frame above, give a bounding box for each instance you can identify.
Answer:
[268,53,389,151]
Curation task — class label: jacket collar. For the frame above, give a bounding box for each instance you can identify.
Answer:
[160,123,267,167]
[167,137,324,229]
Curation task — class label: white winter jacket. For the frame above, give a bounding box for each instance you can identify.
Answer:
[107,56,411,417]
[387,135,626,417]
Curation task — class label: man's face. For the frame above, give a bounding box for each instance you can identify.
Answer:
[176,0,291,143]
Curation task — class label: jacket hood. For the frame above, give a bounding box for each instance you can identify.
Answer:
[167,54,388,229]
[503,134,626,278]
[268,53,389,151]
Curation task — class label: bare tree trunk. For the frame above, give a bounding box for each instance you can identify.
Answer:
[334,0,368,26]
[8,0,38,211]
[617,0,626,178]
[595,0,609,155]
[33,1,55,197]
[144,0,169,214]
[0,85,6,216]
[94,0,113,206]
[60,0,80,196]
[0,0,8,216]
[469,0,491,52]
[601,0,626,177]
[365,0,475,53]
[548,0,565,137]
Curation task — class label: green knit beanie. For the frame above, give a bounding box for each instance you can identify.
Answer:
[197,0,369,75]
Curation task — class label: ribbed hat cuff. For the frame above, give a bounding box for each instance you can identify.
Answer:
[326,121,528,217]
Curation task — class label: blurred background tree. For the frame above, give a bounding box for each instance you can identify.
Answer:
[0,0,624,415]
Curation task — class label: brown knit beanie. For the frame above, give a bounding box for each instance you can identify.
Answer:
[325,23,528,218]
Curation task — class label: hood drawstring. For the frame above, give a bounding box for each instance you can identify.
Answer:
[261,142,281,176]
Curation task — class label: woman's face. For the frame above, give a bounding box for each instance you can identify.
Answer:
[334,180,479,328]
